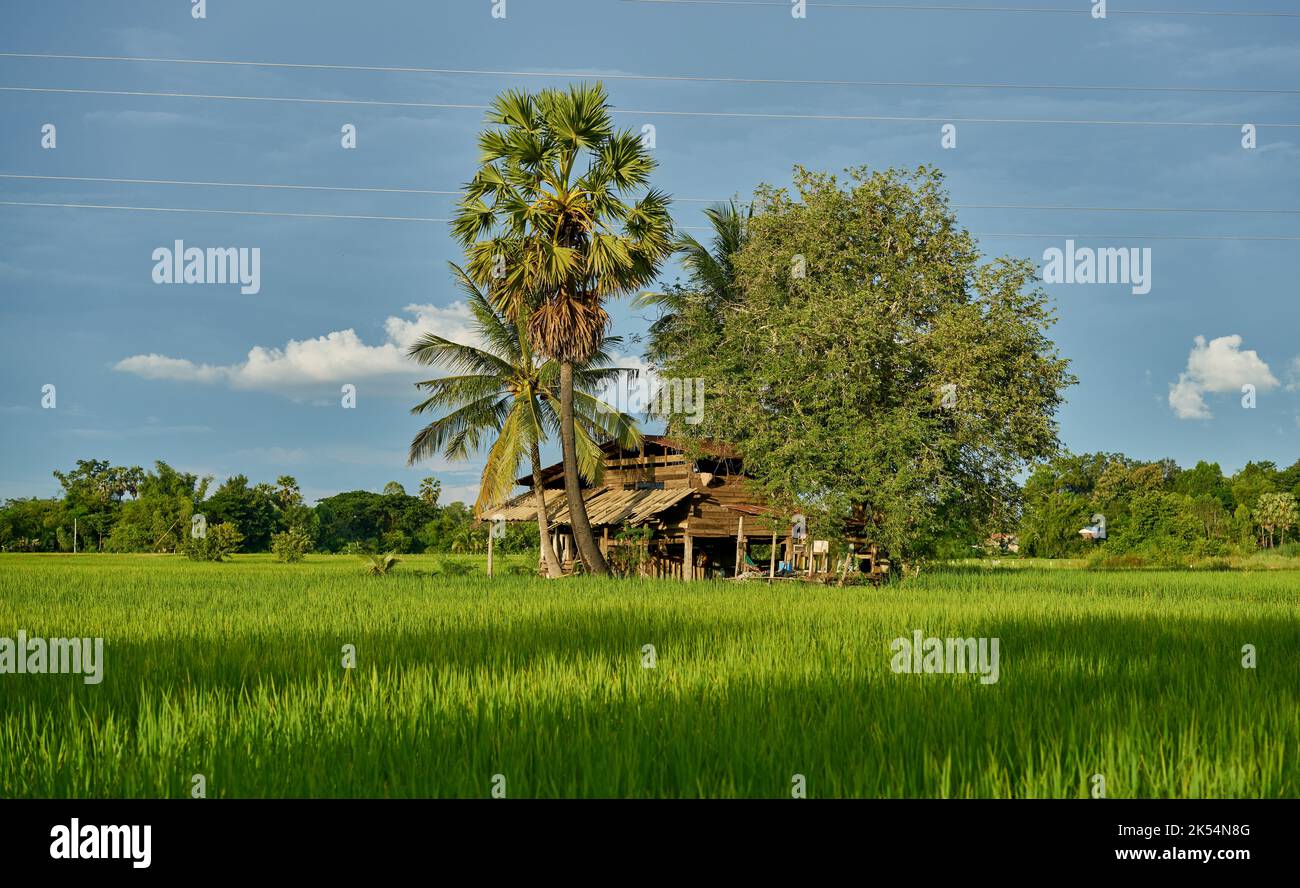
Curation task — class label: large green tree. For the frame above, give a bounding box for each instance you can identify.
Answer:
[452,83,674,575]
[651,165,1074,568]
[407,264,639,577]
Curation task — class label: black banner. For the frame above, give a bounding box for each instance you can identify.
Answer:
[0,799,1285,875]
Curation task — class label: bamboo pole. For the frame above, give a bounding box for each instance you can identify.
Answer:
[768,532,777,582]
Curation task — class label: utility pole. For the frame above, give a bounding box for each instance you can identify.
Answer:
[73,517,77,554]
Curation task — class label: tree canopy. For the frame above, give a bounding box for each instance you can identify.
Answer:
[651,165,1075,565]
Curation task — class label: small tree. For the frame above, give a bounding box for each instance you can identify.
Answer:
[182,522,243,561]
[1255,492,1298,548]
[362,552,401,576]
[271,526,313,562]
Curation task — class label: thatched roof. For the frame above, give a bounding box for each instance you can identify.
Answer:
[480,485,693,528]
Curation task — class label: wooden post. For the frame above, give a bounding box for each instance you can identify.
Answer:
[601,526,609,557]
[683,532,694,581]
[768,532,777,582]
[487,528,494,578]
[734,515,745,575]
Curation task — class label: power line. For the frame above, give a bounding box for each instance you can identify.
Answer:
[971,232,1300,240]
[622,0,1300,17]
[2,51,1293,96]
[5,174,1297,215]
[0,200,449,223]
[0,173,459,196]
[4,199,1298,240]
[0,85,485,111]
[951,203,1300,215]
[3,85,1295,128]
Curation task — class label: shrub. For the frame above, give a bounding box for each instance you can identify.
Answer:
[607,524,653,577]
[271,527,313,562]
[362,552,401,576]
[181,523,243,562]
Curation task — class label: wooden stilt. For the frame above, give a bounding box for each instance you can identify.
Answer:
[769,532,777,582]
[683,532,694,581]
[734,515,745,575]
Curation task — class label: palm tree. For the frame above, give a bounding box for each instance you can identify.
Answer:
[418,477,441,508]
[636,200,749,368]
[362,552,401,576]
[274,475,302,509]
[407,264,641,578]
[452,83,674,575]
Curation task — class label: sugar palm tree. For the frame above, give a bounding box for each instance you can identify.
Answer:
[452,83,674,575]
[407,264,641,578]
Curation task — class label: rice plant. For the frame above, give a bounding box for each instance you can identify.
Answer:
[0,554,1295,798]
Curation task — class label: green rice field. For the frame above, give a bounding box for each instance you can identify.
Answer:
[1,553,1296,798]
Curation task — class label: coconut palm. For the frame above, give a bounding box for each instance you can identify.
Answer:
[636,200,749,368]
[407,264,641,578]
[452,83,674,575]
[362,552,401,576]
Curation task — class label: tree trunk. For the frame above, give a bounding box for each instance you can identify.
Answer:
[559,360,609,575]
[531,444,563,578]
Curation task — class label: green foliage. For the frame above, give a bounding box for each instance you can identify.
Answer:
[0,497,66,551]
[1020,453,1296,559]
[439,560,475,577]
[1104,492,1202,556]
[452,83,674,576]
[3,555,1297,798]
[1254,492,1299,548]
[270,527,313,563]
[314,489,438,554]
[652,165,1074,565]
[105,461,210,553]
[406,263,639,514]
[202,475,280,552]
[606,523,654,577]
[181,523,243,562]
[362,552,402,576]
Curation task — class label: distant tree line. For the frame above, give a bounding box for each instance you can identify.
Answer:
[0,459,539,556]
[1019,453,1300,559]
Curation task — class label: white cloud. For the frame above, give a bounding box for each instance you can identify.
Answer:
[1286,356,1300,392]
[115,303,479,394]
[1168,334,1278,420]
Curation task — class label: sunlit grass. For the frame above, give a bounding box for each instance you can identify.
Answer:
[1,554,1295,798]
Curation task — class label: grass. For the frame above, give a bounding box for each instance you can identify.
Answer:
[1,553,1296,798]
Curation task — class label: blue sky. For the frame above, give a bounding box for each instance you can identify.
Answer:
[2,0,1297,505]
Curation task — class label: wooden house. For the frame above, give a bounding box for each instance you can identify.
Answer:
[482,436,804,579]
